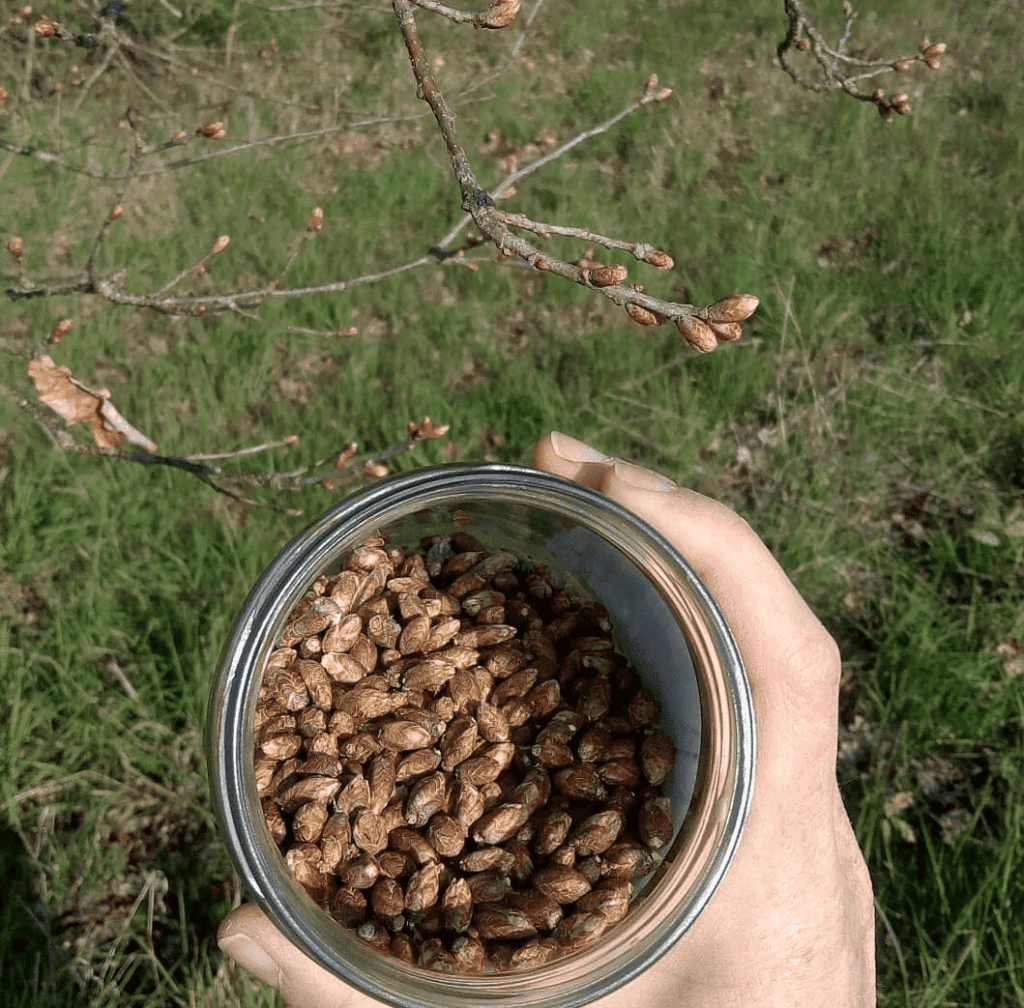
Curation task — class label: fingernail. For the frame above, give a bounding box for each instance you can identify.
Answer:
[613,460,676,492]
[550,431,611,463]
[218,934,280,988]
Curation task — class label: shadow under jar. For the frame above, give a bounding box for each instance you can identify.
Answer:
[208,463,754,1008]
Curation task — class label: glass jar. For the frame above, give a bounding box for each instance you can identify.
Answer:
[207,463,754,1008]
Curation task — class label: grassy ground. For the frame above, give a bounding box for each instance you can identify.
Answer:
[2,0,1023,1004]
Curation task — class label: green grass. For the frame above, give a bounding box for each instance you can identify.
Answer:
[2,0,1024,1004]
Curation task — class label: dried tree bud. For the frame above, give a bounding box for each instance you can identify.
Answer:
[625,303,664,327]
[654,88,673,102]
[481,0,520,29]
[197,121,226,139]
[50,319,73,344]
[589,264,628,288]
[675,316,718,353]
[364,461,389,479]
[891,94,912,115]
[643,73,659,93]
[641,248,674,269]
[892,58,916,71]
[212,235,230,256]
[706,293,759,323]
[35,16,57,36]
[709,322,743,342]
[172,130,187,142]
[408,416,450,440]
[7,237,24,261]
[796,38,811,50]
[109,205,124,221]
[307,207,324,232]
[0,87,8,110]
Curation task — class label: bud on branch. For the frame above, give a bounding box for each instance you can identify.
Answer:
[197,121,226,140]
[480,0,520,29]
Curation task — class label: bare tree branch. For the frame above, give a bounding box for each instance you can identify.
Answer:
[777,0,945,119]
[391,0,756,348]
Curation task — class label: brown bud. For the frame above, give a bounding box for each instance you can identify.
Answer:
[640,730,676,786]
[405,770,449,828]
[675,316,717,353]
[322,609,362,651]
[625,303,665,326]
[472,802,530,845]
[643,73,659,93]
[892,94,912,115]
[108,205,124,221]
[532,865,593,904]
[706,293,759,323]
[534,257,549,271]
[426,812,466,858]
[49,319,73,344]
[0,87,8,110]
[330,885,367,926]
[924,55,942,69]
[405,860,443,912]
[35,16,57,37]
[467,868,513,904]
[600,842,657,880]
[211,234,230,255]
[371,877,405,917]
[796,38,811,50]
[293,800,329,843]
[473,904,537,940]
[568,810,623,856]
[481,0,520,29]
[197,121,226,139]
[7,237,24,261]
[589,264,628,288]
[709,321,743,342]
[340,853,380,890]
[408,415,450,439]
[352,809,389,855]
[379,720,434,752]
[363,460,389,479]
[921,41,946,57]
[654,88,674,102]
[892,58,916,71]
[451,934,487,973]
[552,910,609,952]
[307,206,324,232]
[442,877,473,932]
[638,792,673,850]
[390,826,440,865]
[395,748,442,782]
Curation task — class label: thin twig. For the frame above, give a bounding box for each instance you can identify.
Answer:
[182,435,300,460]
[777,0,943,118]
[392,0,705,327]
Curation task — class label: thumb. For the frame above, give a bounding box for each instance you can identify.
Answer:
[218,903,370,1007]
[533,431,841,791]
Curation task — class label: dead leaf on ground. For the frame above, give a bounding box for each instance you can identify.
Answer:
[27,355,158,452]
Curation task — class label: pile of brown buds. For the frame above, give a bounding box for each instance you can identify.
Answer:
[253,532,677,973]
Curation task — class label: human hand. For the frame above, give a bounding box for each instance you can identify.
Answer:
[218,431,875,1007]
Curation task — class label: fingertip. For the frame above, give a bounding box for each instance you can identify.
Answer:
[218,906,281,989]
[533,430,613,490]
